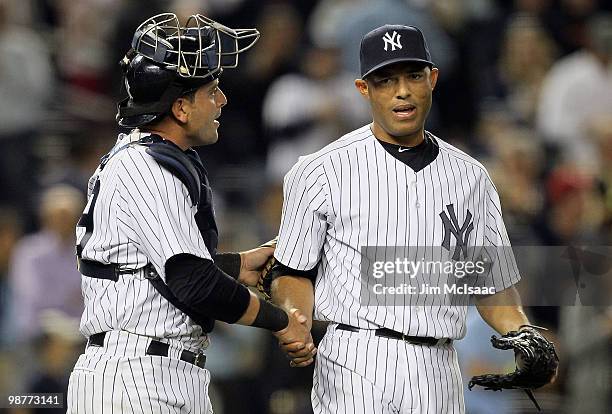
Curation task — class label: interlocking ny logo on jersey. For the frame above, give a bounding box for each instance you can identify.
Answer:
[439,204,474,260]
[383,31,402,51]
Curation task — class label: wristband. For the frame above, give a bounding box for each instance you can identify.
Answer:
[251,298,289,332]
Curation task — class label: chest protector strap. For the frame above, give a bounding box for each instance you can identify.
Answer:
[139,135,202,206]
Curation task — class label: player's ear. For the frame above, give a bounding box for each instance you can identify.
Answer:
[171,97,190,124]
[355,79,369,99]
[429,67,439,90]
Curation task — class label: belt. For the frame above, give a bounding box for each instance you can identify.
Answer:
[78,258,129,281]
[336,324,452,346]
[88,332,206,368]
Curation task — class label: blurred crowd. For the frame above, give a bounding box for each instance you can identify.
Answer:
[0,0,611,412]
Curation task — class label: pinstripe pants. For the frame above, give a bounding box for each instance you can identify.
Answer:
[312,324,465,414]
[66,330,212,413]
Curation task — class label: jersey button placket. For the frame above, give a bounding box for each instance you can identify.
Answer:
[408,175,420,209]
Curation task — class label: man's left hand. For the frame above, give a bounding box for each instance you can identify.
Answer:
[238,243,275,286]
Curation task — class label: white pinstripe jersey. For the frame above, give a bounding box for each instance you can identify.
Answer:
[76,130,212,350]
[275,125,520,339]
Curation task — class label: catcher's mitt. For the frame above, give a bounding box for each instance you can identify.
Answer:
[468,325,559,411]
[255,236,277,301]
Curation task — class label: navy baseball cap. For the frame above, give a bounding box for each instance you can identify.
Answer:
[360,24,434,78]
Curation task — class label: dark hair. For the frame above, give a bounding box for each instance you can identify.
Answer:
[138,87,201,130]
[181,88,199,101]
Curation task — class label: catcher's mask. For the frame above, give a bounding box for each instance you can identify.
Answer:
[117,13,259,128]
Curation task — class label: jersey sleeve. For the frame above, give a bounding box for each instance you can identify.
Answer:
[117,149,212,281]
[480,177,521,291]
[275,158,329,271]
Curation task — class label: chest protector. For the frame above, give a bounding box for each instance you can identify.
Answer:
[139,134,219,255]
[77,134,219,332]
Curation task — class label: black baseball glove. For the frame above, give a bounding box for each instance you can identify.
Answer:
[468,325,559,411]
[255,236,277,301]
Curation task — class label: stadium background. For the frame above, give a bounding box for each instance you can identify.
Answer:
[0,0,611,412]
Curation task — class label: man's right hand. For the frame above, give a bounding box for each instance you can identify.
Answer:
[273,308,316,367]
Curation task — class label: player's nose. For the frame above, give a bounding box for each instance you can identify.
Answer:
[217,87,228,107]
[395,77,411,99]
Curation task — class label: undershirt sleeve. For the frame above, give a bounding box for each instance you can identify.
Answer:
[165,253,251,324]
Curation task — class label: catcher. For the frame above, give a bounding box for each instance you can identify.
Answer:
[67,13,315,413]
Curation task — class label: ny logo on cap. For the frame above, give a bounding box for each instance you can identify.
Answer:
[382,31,402,52]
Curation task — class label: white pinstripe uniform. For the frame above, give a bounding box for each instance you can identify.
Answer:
[274,125,520,413]
[67,130,213,413]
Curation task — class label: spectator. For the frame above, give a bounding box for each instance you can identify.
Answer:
[197,2,305,213]
[0,208,22,344]
[560,304,612,413]
[555,0,602,53]
[263,42,369,185]
[587,115,612,232]
[530,165,603,327]
[54,0,120,94]
[485,126,544,239]
[535,166,597,245]
[207,2,303,167]
[494,14,557,125]
[536,13,612,171]
[42,123,114,196]
[8,185,84,343]
[0,0,52,132]
[0,0,53,230]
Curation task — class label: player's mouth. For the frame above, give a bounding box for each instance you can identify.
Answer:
[392,104,417,120]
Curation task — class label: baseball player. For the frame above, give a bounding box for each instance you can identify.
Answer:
[270,25,556,413]
[66,13,314,413]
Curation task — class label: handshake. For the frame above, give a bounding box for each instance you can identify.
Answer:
[239,240,317,368]
[274,308,316,368]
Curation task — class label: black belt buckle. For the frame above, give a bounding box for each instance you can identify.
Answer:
[180,348,206,368]
[193,351,206,368]
[141,337,207,369]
